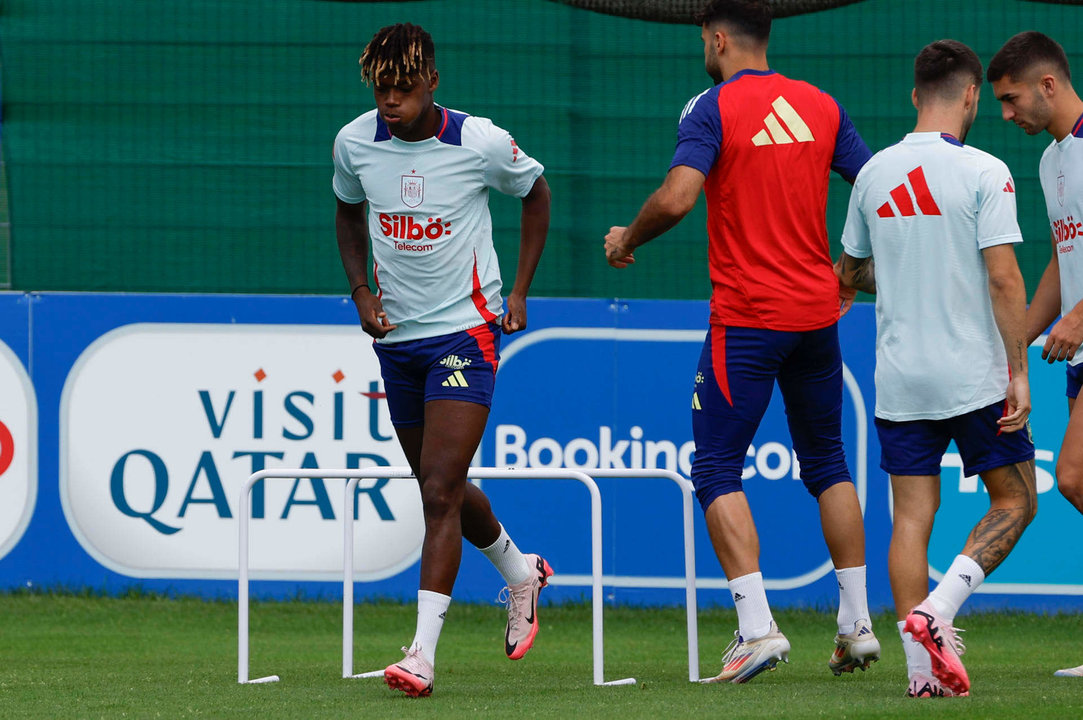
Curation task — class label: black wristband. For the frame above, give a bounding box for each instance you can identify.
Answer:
[350,282,369,297]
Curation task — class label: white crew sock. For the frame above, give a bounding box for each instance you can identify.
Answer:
[898,620,931,677]
[835,565,871,634]
[479,524,531,586]
[410,590,451,665]
[928,554,985,622]
[729,571,774,640]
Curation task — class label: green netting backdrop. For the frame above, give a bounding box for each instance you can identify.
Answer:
[0,0,1081,297]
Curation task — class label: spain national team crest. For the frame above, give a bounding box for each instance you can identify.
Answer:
[1059,173,1066,207]
[401,175,424,208]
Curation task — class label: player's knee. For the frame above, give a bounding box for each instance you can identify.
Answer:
[803,473,853,499]
[419,475,465,519]
[1056,459,1083,510]
[694,479,743,513]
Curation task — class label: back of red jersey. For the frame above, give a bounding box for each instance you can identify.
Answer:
[672,70,870,331]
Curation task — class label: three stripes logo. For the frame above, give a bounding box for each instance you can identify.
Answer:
[876,166,941,218]
[1003,179,1015,193]
[752,96,815,146]
[441,370,469,388]
[692,392,702,410]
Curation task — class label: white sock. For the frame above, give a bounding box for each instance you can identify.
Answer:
[729,572,774,640]
[898,620,931,677]
[835,565,870,634]
[479,524,531,586]
[410,590,451,665]
[928,554,985,622]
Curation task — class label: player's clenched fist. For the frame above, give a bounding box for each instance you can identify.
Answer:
[605,226,636,269]
[352,287,398,339]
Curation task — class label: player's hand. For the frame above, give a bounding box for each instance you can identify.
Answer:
[839,285,857,318]
[1041,311,1083,363]
[503,292,527,335]
[605,226,636,269]
[353,288,397,339]
[998,375,1031,433]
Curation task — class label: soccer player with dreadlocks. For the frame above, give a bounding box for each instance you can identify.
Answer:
[332,23,553,698]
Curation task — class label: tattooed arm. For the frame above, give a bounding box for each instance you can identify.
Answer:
[834,252,876,294]
[983,243,1030,432]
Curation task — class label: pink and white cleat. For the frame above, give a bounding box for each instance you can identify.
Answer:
[384,646,434,697]
[501,554,554,660]
[904,601,969,695]
[907,672,969,698]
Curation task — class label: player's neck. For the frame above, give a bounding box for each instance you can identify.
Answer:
[1048,94,1083,142]
[721,52,769,81]
[913,108,965,141]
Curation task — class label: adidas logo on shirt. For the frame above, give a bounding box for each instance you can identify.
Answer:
[876,166,942,218]
[751,96,815,146]
[1003,179,1015,193]
[442,370,469,388]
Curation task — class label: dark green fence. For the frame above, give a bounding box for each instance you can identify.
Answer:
[0,0,1080,298]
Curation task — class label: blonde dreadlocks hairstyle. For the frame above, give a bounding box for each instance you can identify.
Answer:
[359,23,436,86]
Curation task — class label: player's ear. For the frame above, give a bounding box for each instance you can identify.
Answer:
[712,28,727,56]
[964,84,977,110]
[911,88,919,110]
[427,69,440,93]
[1039,73,1056,98]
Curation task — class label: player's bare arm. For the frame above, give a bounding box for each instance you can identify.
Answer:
[983,243,1030,430]
[1026,236,1063,347]
[504,175,551,335]
[605,165,704,269]
[1036,233,1083,362]
[335,197,397,339]
[834,252,876,294]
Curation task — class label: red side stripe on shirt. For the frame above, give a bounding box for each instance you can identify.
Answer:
[470,252,499,323]
[1072,112,1083,138]
[372,261,382,298]
[907,167,941,216]
[711,327,733,407]
[466,324,499,374]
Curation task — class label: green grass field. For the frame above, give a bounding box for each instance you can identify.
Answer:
[3,592,1082,719]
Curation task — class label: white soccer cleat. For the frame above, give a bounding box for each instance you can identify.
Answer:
[829,618,881,675]
[1054,664,1083,678]
[501,553,553,660]
[703,621,791,684]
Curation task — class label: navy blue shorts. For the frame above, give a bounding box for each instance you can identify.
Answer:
[690,323,852,511]
[372,323,501,427]
[1068,363,1083,399]
[875,401,1035,477]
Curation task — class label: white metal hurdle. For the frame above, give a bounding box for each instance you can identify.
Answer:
[238,467,698,686]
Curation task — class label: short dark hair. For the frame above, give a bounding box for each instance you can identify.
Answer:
[359,23,435,85]
[695,0,772,44]
[914,40,983,104]
[987,30,1071,84]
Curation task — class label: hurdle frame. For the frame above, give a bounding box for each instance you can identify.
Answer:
[238,466,698,686]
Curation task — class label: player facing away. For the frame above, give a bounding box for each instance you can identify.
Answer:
[990,30,1083,679]
[332,23,553,697]
[837,40,1037,698]
[604,0,880,683]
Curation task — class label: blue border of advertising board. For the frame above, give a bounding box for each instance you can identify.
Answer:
[0,292,1078,612]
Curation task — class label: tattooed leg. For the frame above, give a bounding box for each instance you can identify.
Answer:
[961,460,1037,576]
